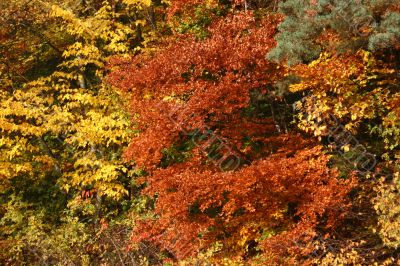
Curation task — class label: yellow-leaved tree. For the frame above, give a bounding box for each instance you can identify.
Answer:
[0,0,159,264]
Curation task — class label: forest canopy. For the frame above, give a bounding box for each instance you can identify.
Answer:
[1,0,399,265]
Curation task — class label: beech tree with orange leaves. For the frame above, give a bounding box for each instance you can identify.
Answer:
[107,3,355,263]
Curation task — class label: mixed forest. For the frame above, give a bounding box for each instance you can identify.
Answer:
[1,0,400,265]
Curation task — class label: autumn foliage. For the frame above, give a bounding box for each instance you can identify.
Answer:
[2,0,399,265]
[108,9,355,262]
